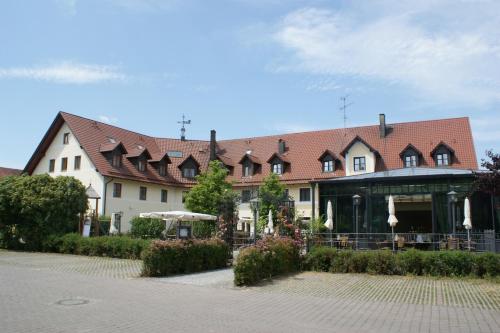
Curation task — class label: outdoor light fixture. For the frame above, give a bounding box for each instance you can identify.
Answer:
[352,194,361,250]
[250,197,260,244]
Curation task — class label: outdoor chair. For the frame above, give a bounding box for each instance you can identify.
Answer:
[439,240,447,250]
[447,237,459,250]
[340,236,350,249]
[397,236,405,250]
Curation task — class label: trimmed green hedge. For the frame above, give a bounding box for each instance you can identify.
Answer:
[304,248,500,278]
[41,233,149,259]
[130,217,165,239]
[234,237,301,286]
[141,238,230,277]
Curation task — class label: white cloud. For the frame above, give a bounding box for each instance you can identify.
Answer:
[273,2,500,105]
[99,115,119,124]
[0,62,126,84]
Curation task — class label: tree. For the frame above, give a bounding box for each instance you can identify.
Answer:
[0,174,88,250]
[474,150,500,196]
[257,173,286,230]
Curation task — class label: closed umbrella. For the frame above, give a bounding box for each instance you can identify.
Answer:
[267,209,274,235]
[387,195,398,252]
[324,200,334,246]
[463,197,472,250]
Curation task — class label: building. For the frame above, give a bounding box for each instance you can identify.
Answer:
[25,112,495,236]
[0,167,22,178]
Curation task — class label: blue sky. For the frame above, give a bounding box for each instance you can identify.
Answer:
[1,0,499,169]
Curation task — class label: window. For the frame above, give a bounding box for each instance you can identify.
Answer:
[137,159,146,172]
[353,157,366,171]
[63,133,69,144]
[74,155,81,170]
[436,153,449,166]
[112,153,122,168]
[113,183,122,198]
[241,190,251,203]
[299,188,311,202]
[323,160,334,172]
[182,191,189,203]
[243,163,251,177]
[284,189,289,199]
[61,157,68,171]
[183,167,196,178]
[49,159,55,173]
[404,155,417,168]
[272,162,283,175]
[161,189,168,203]
[158,163,166,176]
[139,186,147,200]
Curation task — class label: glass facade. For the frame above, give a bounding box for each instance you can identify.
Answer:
[318,176,495,234]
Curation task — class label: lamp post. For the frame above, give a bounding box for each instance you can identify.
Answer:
[353,194,361,250]
[447,191,458,237]
[249,198,260,245]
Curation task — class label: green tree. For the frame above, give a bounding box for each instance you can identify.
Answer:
[257,173,286,230]
[0,174,88,250]
[474,150,500,196]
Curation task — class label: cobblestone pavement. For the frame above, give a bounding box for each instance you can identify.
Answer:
[1,250,499,333]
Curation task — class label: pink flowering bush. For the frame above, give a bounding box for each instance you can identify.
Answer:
[234,237,301,286]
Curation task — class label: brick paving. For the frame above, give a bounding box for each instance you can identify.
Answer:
[1,250,499,333]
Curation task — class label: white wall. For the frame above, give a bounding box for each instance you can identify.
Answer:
[32,122,104,213]
[104,179,187,232]
[344,141,376,176]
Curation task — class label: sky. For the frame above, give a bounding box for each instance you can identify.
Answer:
[0,0,499,169]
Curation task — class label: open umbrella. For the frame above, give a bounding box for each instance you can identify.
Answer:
[463,197,472,250]
[387,195,398,252]
[267,209,274,235]
[324,200,334,246]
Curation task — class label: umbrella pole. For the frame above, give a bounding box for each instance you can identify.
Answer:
[392,227,395,253]
[467,229,471,251]
[330,229,333,248]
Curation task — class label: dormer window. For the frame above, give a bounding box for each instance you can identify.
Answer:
[112,153,122,168]
[405,155,417,168]
[126,147,152,173]
[158,163,166,176]
[243,163,252,177]
[100,141,128,169]
[272,162,283,175]
[148,152,172,177]
[137,159,146,172]
[239,154,261,178]
[323,160,334,172]
[318,150,338,173]
[353,157,366,171]
[178,155,200,179]
[400,144,422,168]
[431,142,454,167]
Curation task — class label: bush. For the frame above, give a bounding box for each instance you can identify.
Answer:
[141,238,230,277]
[45,233,149,259]
[304,248,500,278]
[130,217,165,239]
[234,237,301,286]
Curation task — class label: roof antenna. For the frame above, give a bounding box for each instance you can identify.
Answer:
[339,95,353,129]
[178,114,191,141]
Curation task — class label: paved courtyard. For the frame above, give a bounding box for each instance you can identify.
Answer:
[1,250,499,333]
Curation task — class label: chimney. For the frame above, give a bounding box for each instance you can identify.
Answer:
[379,114,386,138]
[278,139,286,155]
[209,130,217,161]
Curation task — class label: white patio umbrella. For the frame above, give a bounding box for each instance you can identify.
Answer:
[387,195,398,252]
[463,197,472,250]
[109,214,119,235]
[324,200,334,246]
[140,211,217,239]
[267,209,274,235]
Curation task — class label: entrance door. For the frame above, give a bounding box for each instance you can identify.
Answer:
[392,194,432,233]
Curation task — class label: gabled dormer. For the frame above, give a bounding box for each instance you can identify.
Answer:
[238,153,261,177]
[400,144,423,168]
[431,142,455,167]
[318,150,339,173]
[178,155,200,179]
[216,155,234,175]
[340,136,379,176]
[99,141,128,168]
[126,147,152,172]
[267,153,290,175]
[149,152,172,176]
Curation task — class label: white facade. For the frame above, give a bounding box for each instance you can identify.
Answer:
[32,122,187,232]
[344,141,376,176]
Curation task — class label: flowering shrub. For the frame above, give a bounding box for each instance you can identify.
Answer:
[234,237,301,286]
[141,238,230,277]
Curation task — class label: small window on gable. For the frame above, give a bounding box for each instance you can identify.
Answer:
[112,153,122,168]
[183,167,196,178]
[319,150,337,173]
[74,155,81,170]
[432,143,454,167]
[323,159,334,172]
[400,145,422,168]
[158,163,166,176]
[353,157,366,171]
[272,162,283,175]
[49,159,55,173]
[137,158,146,172]
[161,189,168,203]
[63,133,69,144]
[436,153,449,166]
[61,157,68,171]
[243,161,252,177]
[179,156,199,179]
[139,186,147,201]
[404,155,418,168]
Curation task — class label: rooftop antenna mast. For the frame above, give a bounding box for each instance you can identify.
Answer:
[339,95,353,128]
[178,114,191,141]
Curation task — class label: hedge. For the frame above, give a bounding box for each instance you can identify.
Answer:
[41,233,149,259]
[141,238,230,277]
[234,237,301,286]
[130,217,165,239]
[304,248,500,278]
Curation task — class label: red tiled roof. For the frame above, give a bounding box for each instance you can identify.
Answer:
[0,167,21,178]
[24,113,478,187]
